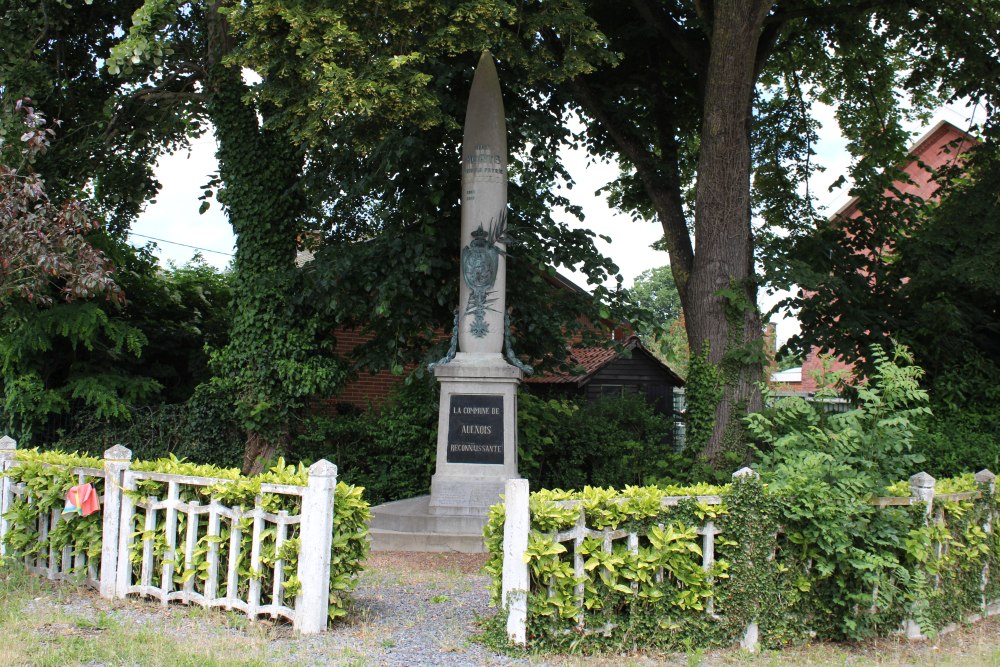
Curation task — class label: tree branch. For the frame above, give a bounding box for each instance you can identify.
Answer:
[571,75,695,295]
[540,27,695,294]
[131,90,206,104]
[764,0,903,25]
[754,0,902,90]
[630,0,709,81]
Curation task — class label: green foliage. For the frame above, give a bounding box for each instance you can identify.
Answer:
[912,406,1000,479]
[749,345,930,492]
[1,254,234,447]
[484,471,999,653]
[683,344,721,459]
[2,449,369,624]
[629,267,689,374]
[746,345,939,639]
[517,391,675,491]
[288,379,438,506]
[0,299,158,443]
[0,0,187,235]
[630,265,682,327]
[483,346,999,652]
[53,381,245,469]
[114,254,234,404]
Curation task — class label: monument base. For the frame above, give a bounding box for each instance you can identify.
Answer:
[429,352,521,516]
[368,353,521,553]
[368,495,490,552]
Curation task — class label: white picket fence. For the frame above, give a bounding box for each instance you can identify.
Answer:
[0,436,337,634]
[500,467,999,649]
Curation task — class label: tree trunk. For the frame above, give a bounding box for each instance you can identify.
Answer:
[685,0,772,465]
[243,431,279,475]
[205,3,304,475]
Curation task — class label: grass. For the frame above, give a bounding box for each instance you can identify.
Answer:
[0,564,279,667]
[526,619,1000,666]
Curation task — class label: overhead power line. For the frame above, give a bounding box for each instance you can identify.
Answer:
[129,232,234,257]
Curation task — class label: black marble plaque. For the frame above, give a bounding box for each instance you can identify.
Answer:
[447,394,504,464]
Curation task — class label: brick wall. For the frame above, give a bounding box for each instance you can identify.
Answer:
[797,121,974,392]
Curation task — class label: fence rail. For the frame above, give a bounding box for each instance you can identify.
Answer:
[501,467,999,650]
[0,436,338,634]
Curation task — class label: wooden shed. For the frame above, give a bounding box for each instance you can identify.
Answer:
[525,336,685,419]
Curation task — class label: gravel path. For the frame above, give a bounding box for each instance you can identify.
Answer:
[27,551,535,667]
[271,552,531,666]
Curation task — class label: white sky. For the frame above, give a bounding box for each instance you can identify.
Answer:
[129,101,978,345]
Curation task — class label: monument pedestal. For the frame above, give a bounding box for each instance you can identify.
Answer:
[429,353,521,516]
[368,353,522,553]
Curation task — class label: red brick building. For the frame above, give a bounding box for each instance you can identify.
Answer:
[797,120,975,393]
[324,275,684,419]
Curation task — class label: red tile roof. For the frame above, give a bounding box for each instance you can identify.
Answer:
[525,335,684,387]
[525,345,619,384]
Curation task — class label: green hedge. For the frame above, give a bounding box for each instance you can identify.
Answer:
[484,473,999,652]
[1,449,369,624]
[517,391,675,491]
[52,381,246,469]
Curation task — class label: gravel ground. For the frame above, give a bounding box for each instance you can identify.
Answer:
[26,551,533,667]
[269,551,529,666]
[19,553,1000,666]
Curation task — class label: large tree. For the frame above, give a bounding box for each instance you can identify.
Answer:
[43,0,630,470]
[236,0,998,465]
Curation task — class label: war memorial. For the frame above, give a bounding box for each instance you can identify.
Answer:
[368,52,526,552]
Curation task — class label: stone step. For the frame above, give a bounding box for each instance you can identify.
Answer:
[369,495,489,535]
[367,527,486,553]
[367,495,491,553]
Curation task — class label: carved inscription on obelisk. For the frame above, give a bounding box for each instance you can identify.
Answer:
[458,52,508,355]
[446,394,504,464]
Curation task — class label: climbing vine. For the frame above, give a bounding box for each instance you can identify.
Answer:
[683,343,721,461]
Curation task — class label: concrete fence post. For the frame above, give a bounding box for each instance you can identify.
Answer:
[100,445,132,599]
[502,478,530,645]
[905,471,936,640]
[0,436,17,557]
[294,459,337,634]
[975,469,996,612]
[732,467,761,652]
[910,471,936,523]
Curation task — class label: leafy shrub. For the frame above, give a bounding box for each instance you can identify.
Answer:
[913,356,1000,479]
[52,381,245,469]
[518,391,675,490]
[913,404,1000,478]
[484,472,998,652]
[289,379,438,505]
[746,345,937,638]
[748,345,930,491]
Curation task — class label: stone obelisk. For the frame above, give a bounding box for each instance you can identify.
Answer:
[428,51,522,518]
